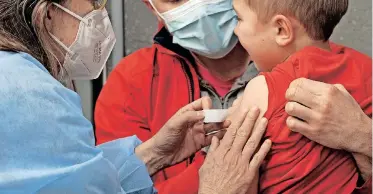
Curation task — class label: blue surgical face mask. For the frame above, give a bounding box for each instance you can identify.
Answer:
[149,0,238,59]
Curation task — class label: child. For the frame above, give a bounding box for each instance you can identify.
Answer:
[232,0,372,193]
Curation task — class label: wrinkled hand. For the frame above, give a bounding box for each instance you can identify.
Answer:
[285,78,372,156]
[199,107,271,194]
[154,97,229,165]
[136,97,229,175]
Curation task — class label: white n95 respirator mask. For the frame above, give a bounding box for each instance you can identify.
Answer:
[50,3,116,80]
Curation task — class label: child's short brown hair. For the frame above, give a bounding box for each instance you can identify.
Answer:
[246,0,348,41]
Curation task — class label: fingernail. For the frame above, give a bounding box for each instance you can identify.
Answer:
[247,107,259,117]
[251,106,259,112]
[265,139,272,145]
[225,120,232,126]
[285,103,290,112]
[239,107,250,114]
[202,96,210,100]
[261,118,268,125]
[285,103,294,113]
[286,117,294,128]
[197,111,205,118]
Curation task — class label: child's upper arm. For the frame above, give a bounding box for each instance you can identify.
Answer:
[240,75,269,119]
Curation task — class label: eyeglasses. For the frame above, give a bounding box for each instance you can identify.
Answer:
[92,0,108,10]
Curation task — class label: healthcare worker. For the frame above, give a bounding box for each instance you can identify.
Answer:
[0,0,271,193]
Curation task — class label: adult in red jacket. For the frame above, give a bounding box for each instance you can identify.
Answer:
[96,1,253,193]
[95,0,372,193]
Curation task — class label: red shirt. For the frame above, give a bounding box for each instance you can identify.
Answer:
[196,63,236,97]
[260,44,372,193]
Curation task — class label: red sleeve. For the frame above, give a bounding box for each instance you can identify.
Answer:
[94,57,152,144]
[95,52,204,193]
[260,61,297,119]
[155,152,205,194]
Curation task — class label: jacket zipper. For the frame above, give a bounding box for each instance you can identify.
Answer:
[179,58,194,103]
[200,80,246,109]
[178,57,195,166]
[200,81,224,108]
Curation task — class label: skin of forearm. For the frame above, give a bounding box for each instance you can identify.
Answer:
[358,116,372,158]
[353,152,372,181]
[135,138,168,176]
[347,115,372,158]
[351,116,372,181]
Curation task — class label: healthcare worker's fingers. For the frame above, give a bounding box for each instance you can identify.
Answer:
[228,96,243,115]
[285,101,315,122]
[220,107,257,150]
[213,130,227,140]
[204,130,226,148]
[232,96,243,107]
[204,120,231,134]
[171,110,205,129]
[242,118,268,161]
[201,96,213,110]
[249,139,272,170]
[209,136,220,153]
[231,108,261,152]
[178,97,212,114]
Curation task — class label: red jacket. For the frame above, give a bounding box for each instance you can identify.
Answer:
[95,28,204,194]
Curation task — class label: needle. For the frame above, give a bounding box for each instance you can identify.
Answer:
[205,129,227,136]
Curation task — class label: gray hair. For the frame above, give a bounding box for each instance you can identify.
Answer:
[0,0,66,79]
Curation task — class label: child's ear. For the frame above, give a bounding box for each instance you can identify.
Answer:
[271,15,294,47]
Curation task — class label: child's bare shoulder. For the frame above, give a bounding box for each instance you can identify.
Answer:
[240,75,269,118]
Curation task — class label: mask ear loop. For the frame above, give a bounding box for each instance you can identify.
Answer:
[52,3,87,24]
[147,0,166,21]
[48,3,86,56]
[49,33,73,55]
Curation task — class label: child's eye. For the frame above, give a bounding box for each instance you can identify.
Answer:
[235,15,241,21]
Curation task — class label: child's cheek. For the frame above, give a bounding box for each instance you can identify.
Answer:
[234,26,246,44]
[240,28,254,50]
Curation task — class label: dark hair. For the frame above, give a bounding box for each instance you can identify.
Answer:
[246,0,349,41]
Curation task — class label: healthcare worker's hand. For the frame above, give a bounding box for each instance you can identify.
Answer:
[198,107,271,194]
[136,97,229,175]
[285,78,372,156]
